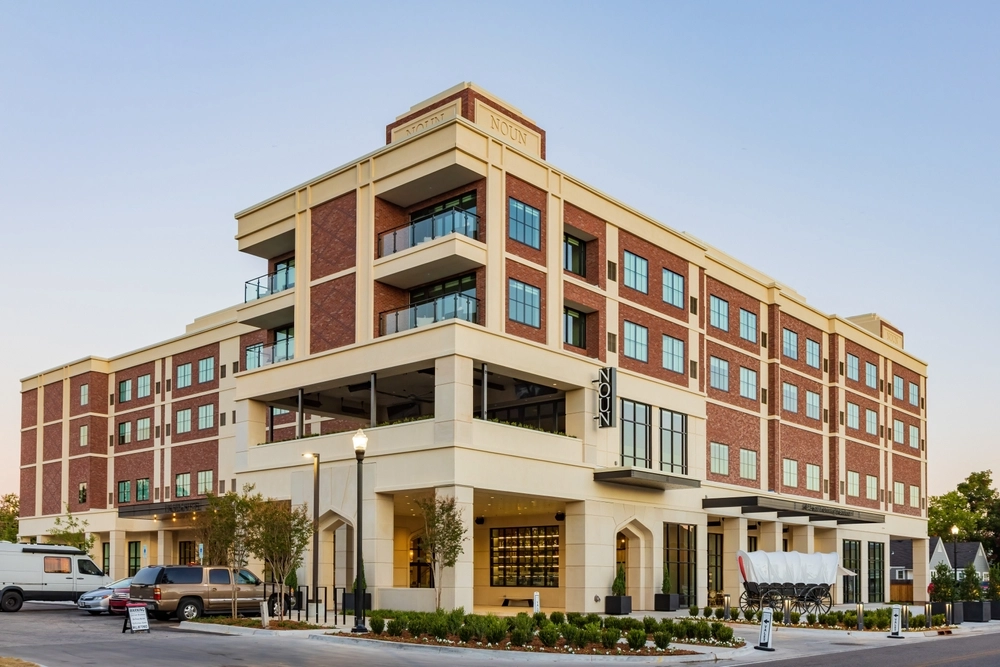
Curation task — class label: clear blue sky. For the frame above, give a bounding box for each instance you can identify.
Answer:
[1,1,997,496]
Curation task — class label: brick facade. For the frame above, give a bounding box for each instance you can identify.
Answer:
[41,462,61,516]
[113,450,155,506]
[618,303,689,388]
[21,429,36,466]
[20,467,35,517]
[70,372,107,418]
[563,203,607,289]
[844,440,881,509]
[170,343,220,400]
[311,273,357,353]
[21,388,37,428]
[505,259,546,344]
[563,281,606,361]
[311,191,357,279]
[43,381,62,424]
[113,361,157,411]
[705,403,761,490]
[620,230,691,325]
[505,174,547,266]
[43,424,62,462]
[171,440,219,498]
[169,394,219,445]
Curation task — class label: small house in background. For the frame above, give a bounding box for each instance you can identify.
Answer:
[891,538,990,602]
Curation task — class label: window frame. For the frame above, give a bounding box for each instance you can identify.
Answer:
[846,354,859,381]
[563,233,585,276]
[175,408,192,434]
[866,475,878,500]
[623,321,648,362]
[197,470,214,495]
[783,458,798,487]
[782,329,798,359]
[80,383,89,406]
[620,399,652,468]
[893,481,905,506]
[909,424,919,449]
[508,197,541,249]
[662,268,684,309]
[893,419,905,444]
[136,478,149,502]
[117,480,131,503]
[847,470,860,497]
[198,357,215,384]
[118,421,131,445]
[198,404,214,430]
[847,402,860,430]
[893,375,904,400]
[739,309,757,343]
[710,442,729,476]
[709,296,729,331]
[659,409,688,474]
[175,473,192,498]
[662,334,684,374]
[865,409,878,435]
[79,424,89,448]
[782,382,798,413]
[806,463,820,492]
[623,250,648,293]
[805,390,820,420]
[118,379,132,403]
[739,448,757,480]
[137,374,151,399]
[508,278,541,328]
[176,363,192,389]
[909,382,919,406]
[709,356,729,392]
[865,362,878,389]
[563,307,586,348]
[489,526,559,588]
[805,339,820,368]
[136,417,151,441]
[739,367,757,400]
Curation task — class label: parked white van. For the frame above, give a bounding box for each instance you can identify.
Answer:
[0,542,109,612]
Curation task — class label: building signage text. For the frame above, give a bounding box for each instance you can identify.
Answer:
[596,367,616,428]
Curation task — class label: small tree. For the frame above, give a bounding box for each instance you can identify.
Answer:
[612,563,627,596]
[960,563,982,601]
[661,563,672,595]
[414,496,468,609]
[989,564,1000,602]
[204,485,263,617]
[930,562,955,602]
[48,505,95,552]
[250,499,311,618]
[0,493,19,542]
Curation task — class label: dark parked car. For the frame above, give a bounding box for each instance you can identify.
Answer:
[107,578,133,615]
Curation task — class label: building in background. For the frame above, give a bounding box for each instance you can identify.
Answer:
[19,83,929,610]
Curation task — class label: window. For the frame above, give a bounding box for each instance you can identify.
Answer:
[662,269,684,308]
[868,542,885,603]
[909,382,919,406]
[563,234,585,276]
[739,309,757,343]
[739,367,758,400]
[198,357,214,383]
[740,449,757,480]
[847,471,860,496]
[508,198,541,249]
[708,533,723,599]
[118,421,131,445]
[197,470,213,495]
[847,403,860,429]
[806,339,820,368]
[623,321,648,362]
[136,478,149,502]
[893,481,905,505]
[118,480,131,503]
[175,409,192,434]
[80,383,89,406]
[806,464,820,492]
[44,556,72,574]
[621,399,651,468]
[909,424,919,449]
[709,296,729,331]
[137,374,151,399]
[866,475,878,500]
[710,357,729,391]
[176,363,192,389]
[893,375,904,400]
[102,543,110,574]
[782,329,798,359]
[136,418,151,441]
[806,391,820,419]
[662,335,684,374]
[563,308,585,348]
[118,379,132,403]
[783,458,798,487]
[660,409,687,474]
[79,424,88,447]
[665,523,697,607]
[893,419,904,444]
[847,354,859,381]
[710,443,729,475]
[198,404,214,430]
[782,382,798,412]
[490,526,558,587]
[865,409,878,435]
[865,362,878,389]
[623,251,648,293]
[910,485,919,508]
[843,540,861,603]
[209,569,231,585]
[175,473,191,498]
[178,541,196,565]
[128,541,141,577]
[508,279,541,328]
[487,399,566,435]
[78,482,87,504]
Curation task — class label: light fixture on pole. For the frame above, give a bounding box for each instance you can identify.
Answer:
[302,452,320,617]
[352,429,368,633]
[950,524,959,612]
[723,593,731,621]
[856,602,864,631]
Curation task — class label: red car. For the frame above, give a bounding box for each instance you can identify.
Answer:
[108,578,133,615]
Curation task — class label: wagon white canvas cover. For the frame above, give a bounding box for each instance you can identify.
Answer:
[736,550,853,585]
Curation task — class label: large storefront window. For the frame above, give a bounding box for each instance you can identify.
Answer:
[660,409,688,474]
[868,542,885,603]
[488,398,566,434]
[490,527,559,587]
[410,536,433,588]
[179,541,196,565]
[843,539,861,603]
[621,399,651,468]
[708,533,723,604]
[665,523,697,607]
[128,541,141,576]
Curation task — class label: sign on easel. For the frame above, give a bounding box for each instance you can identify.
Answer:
[123,603,151,634]
[888,604,903,639]
[754,607,775,651]
[533,592,541,615]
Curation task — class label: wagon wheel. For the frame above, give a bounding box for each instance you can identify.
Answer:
[761,589,783,612]
[815,587,832,614]
[798,587,820,617]
[739,591,760,616]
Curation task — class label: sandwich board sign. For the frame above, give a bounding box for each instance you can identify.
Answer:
[888,604,903,639]
[123,603,151,634]
[754,607,775,651]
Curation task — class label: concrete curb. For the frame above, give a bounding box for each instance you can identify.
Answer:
[309,633,751,662]
[177,621,328,637]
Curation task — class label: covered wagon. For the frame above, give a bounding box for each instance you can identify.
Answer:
[736,550,855,616]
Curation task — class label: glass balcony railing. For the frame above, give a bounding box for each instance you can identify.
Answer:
[245,266,296,302]
[378,208,479,257]
[379,293,479,336]
[244,339,294,370]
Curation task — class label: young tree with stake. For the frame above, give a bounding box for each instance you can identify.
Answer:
[414,495,467,610]
[250,499,312,618]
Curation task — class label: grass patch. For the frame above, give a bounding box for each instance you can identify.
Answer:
[0,659,41,667]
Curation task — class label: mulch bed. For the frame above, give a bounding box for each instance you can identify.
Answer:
[192,617,320,630]
[339,631,705,656]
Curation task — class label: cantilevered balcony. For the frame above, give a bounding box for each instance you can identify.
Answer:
[245,338,294,370]
[379,293,479,336]
[378,208,479,258]
[245,265,296,302]
[238,264,295,329]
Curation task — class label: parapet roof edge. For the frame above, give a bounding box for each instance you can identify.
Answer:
[394,82,534,123]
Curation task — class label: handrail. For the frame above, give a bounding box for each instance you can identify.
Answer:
[245,339,294,369]
[378,208,479,257]
[245,266,296,302]
[379,293,480,336]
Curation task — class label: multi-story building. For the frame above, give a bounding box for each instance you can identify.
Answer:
[19,83,929,612]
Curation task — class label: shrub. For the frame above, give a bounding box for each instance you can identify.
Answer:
[539,624,560,647]
[603,616,621,632]
[386,618,405,637]
[549,611,565,626]
[370,616,385,635]
[703,605,713,617]
[675,619,693,639]
[653,630,670,650]
[484,615,507,644]
[660,618,675,636]
[689,604,700,617]
[612,563,627,597]
[806,613,817,625]
[834,610,846,623]
[710,622,724,638]
[465,614,486,640]
[911,614,926,628]
[514,613,535,633]
[457,624,474,643]
[627,628,647,651]
[643,616,659,634]
[932,613,946,627]
[714,607,725,620]
[744,608,756,622]
[533,611,547,628]
[432,617,450,639]
[585,613,602,627]
[582,622,602,646]
[601,628,619,649]
[790,611,801,625]
[755,609,763,622]
[561,623,580,647]
[509,627,531,646]
[407,615,426,637]
[875,614,890,631]
[621,617,644,632]
[843,611,857,629]
[447,607,464,634]
[715,625,734,643]
[695,620,712,641]
[566,612,584,627]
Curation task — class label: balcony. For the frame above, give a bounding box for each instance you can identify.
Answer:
[374,217,486,290]
[379,293,479,336]
[245,339,294,370]
[238,267,295,329]
[245,267,295,302]
[379,208,479,258]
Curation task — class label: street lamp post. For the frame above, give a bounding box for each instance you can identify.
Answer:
[951,524,959,611]
[302,452,320,618]
[352,429,368,633]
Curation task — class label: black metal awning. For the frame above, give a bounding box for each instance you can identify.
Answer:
[595,468,701,491]
[117,499,209,519]
[702,496,884,525]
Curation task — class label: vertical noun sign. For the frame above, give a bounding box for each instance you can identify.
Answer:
[754,607,775,651]
[596,367,616,428]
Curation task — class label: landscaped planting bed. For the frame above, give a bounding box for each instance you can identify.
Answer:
[191,616,321,630]
[339,609,744,656]
[688,604,950,631]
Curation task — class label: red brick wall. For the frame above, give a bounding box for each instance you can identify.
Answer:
[892,454,922,516]
[775,313,824,380]
[706,403,760,489]
[70,372,108,418]
[563,203,607,289]
[311,192,357,279]
[778,369,824,429]
[171,343,220,400]
[170,441,219,498]
[43,381,63,423]
[828,435,840,502]
[374,282,408,336]
[320,416,368,435]
[375,179,488,255]
[619,230,691,325]
[890,363,923,416]
[843,391,882,446]
[21,429,36,465]
[618,303,689,388]
[21,389,37,428]
[505,259,546,344]
[170,395,218,444]
[704,278,760,354]
[114,361,157,410]
[239,330,267,371]
[311,274,356,353]
[563,281,606,361]
[42,462,61,515]
[706,341,760,410]
[88,455,107,510]
[889,409,921,454]
[20,467,35,517]
[43,424,62,462]
[829,334,840,383]
[844,441,880,509]
[113,450,155,506]
[778,424,823,498]
[844,340,881,400]
[114,407,156,452]
[68,415,106,456]
[68,457,92,513]
[505,174,546,265]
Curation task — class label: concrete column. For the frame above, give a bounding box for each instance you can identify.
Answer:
[912,538,930,604]
[723,517,748,603]
[759,521,783,552]
[790,524,814,553]
[564,388,595,464]
[696,522,708,608]
[319,525,335,603]
[564,499,615,613]
[485,161,505,330]
[545,188,563,348]
[393,526,409,587]
[156,530,174,566]
[234,399,266,473]
[365,492,394,592]
[434,355,473,447]
[813,527,840,602]
[435,485,474,611]
[335,525,353,592]
[109,530,126,580]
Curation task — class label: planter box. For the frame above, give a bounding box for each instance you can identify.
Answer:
[605,595,632,615]
[963,601,991,623]
[991,602,1000,620]
[930,601,964,624]
[654,593,680,612]
[342,592,372,611]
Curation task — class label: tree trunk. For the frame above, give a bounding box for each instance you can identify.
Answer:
[231,568,238,618]
[434,561,443,610]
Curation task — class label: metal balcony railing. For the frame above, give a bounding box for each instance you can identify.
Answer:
[245,339,294,370]
[378,208,479,257]
[379,293,479,336]
[245,266,296,302]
